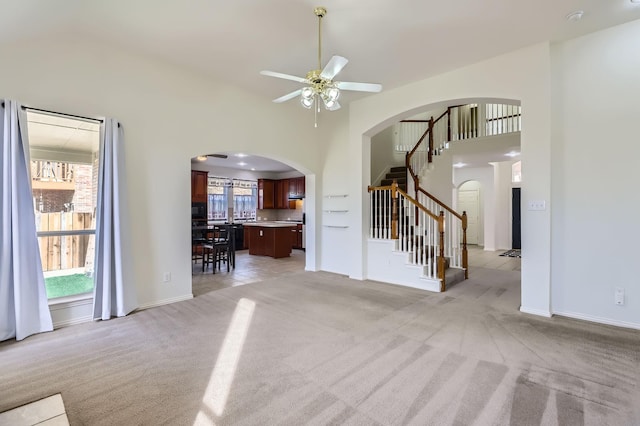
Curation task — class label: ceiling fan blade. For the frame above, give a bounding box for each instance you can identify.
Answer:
[260,70,307,84]
[273,89,302,103]
[336,81,383,93]
[320,55,348,80]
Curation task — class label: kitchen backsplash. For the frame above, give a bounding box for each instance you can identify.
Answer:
[257,202,303,222]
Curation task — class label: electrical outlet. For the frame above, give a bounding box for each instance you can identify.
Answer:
[615,287,624,305]
[527,200,546,211]
[162,272,171,283]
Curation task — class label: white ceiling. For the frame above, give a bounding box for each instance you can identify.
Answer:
[3,0,639,105]
[191,153,295,173]
[5,1,639,171]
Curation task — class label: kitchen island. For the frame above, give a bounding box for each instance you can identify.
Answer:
[243,222,298,258]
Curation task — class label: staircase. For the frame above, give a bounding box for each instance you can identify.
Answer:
[368,181,466,292]
[367,102,520,292]
[380,166,407,191]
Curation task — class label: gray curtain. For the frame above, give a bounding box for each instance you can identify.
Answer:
[0,100,53,341]
[93,118,137,320]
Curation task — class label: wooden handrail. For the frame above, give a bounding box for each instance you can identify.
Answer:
[416,187,463,221]
[408,125,430,157]
[396,187,441,222]
[367,184,394,192]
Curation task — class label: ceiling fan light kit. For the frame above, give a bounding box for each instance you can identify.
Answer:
[260,6,382,126]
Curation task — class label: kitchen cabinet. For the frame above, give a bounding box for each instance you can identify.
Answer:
[243,227,250,249]
[245,223,295,258]
[258,177,304,210]
[258,179,275,209]
[291,224,303,249]
[275,179,290,209]
[289,176,305,198]
[191,170,208,203]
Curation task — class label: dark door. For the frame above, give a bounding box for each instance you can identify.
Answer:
[512,188,521,249]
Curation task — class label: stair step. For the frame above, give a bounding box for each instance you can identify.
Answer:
[385,171,406,179]
[390,166,407,173]
[444,267,466,289]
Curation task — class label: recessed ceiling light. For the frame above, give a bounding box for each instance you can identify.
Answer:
[238,162,247,166]
[505,151,520,158]
[453,162,466,168]
[251,168,256,171]
[196,155,207,162]
[566,10,584,22]
[235,153,248,158]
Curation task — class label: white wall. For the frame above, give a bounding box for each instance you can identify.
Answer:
[492,161,514,250]
[0,35,321,317]
[343,43,552,316]
[550,19,640,328]
[421,152,453,205]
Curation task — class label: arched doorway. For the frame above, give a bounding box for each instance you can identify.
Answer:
[189,151,312,297]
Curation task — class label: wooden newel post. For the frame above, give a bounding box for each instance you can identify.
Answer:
[391,180,398,239]
[438,211,446,292]
[462,211,468,279]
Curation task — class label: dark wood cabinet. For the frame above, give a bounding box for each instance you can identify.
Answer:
[191,170,208,203]
[275,179,290,209]
[292,224,303,249]
[246,225,294,258]
[243,227,250,249]
[290,226,298,248]
[258,179,275,209]
[289,176,305,198]
[258,177,304,210]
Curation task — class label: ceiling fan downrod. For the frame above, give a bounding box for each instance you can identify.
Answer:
[314,7,326,71]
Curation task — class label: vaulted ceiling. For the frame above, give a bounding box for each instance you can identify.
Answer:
[3,0,639,107]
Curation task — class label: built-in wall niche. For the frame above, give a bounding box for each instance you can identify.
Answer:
[322,194,349,228]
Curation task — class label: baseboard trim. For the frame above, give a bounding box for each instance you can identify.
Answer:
[50,298,93,329]
[53,315,93,329]
[553,310,640,331]
[519,306,552,317]
[136,294,194,311]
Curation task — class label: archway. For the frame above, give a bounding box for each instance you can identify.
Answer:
[188,150,317,297]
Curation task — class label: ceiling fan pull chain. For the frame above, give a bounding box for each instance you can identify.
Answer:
[314,101,318,128]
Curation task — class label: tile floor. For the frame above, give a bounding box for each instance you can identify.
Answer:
[192,245,521,297]
[1,245,519,424]
[0,394,69,426]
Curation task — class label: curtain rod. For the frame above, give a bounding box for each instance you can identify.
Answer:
[22,106,104,124]
[2,103,120,127]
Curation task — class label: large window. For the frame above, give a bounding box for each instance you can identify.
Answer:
[207,177,257,221]
[27,110,101,300]
[233,180,257,220]
[208,177,230,221]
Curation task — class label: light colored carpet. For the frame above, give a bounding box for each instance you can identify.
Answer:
[1,268,639,425]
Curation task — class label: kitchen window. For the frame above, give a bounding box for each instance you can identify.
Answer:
[233,180,257,220]
[207,177,230,221]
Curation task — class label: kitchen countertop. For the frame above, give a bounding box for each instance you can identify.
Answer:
[243,221,298,228]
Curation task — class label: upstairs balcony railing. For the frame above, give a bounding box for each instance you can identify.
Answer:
[31,160,75,190]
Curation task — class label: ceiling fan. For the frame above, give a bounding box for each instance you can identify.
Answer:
[195,154,228,161]
[260,6,382,122]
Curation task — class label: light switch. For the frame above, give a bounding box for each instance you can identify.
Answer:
[527,200,546,211]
